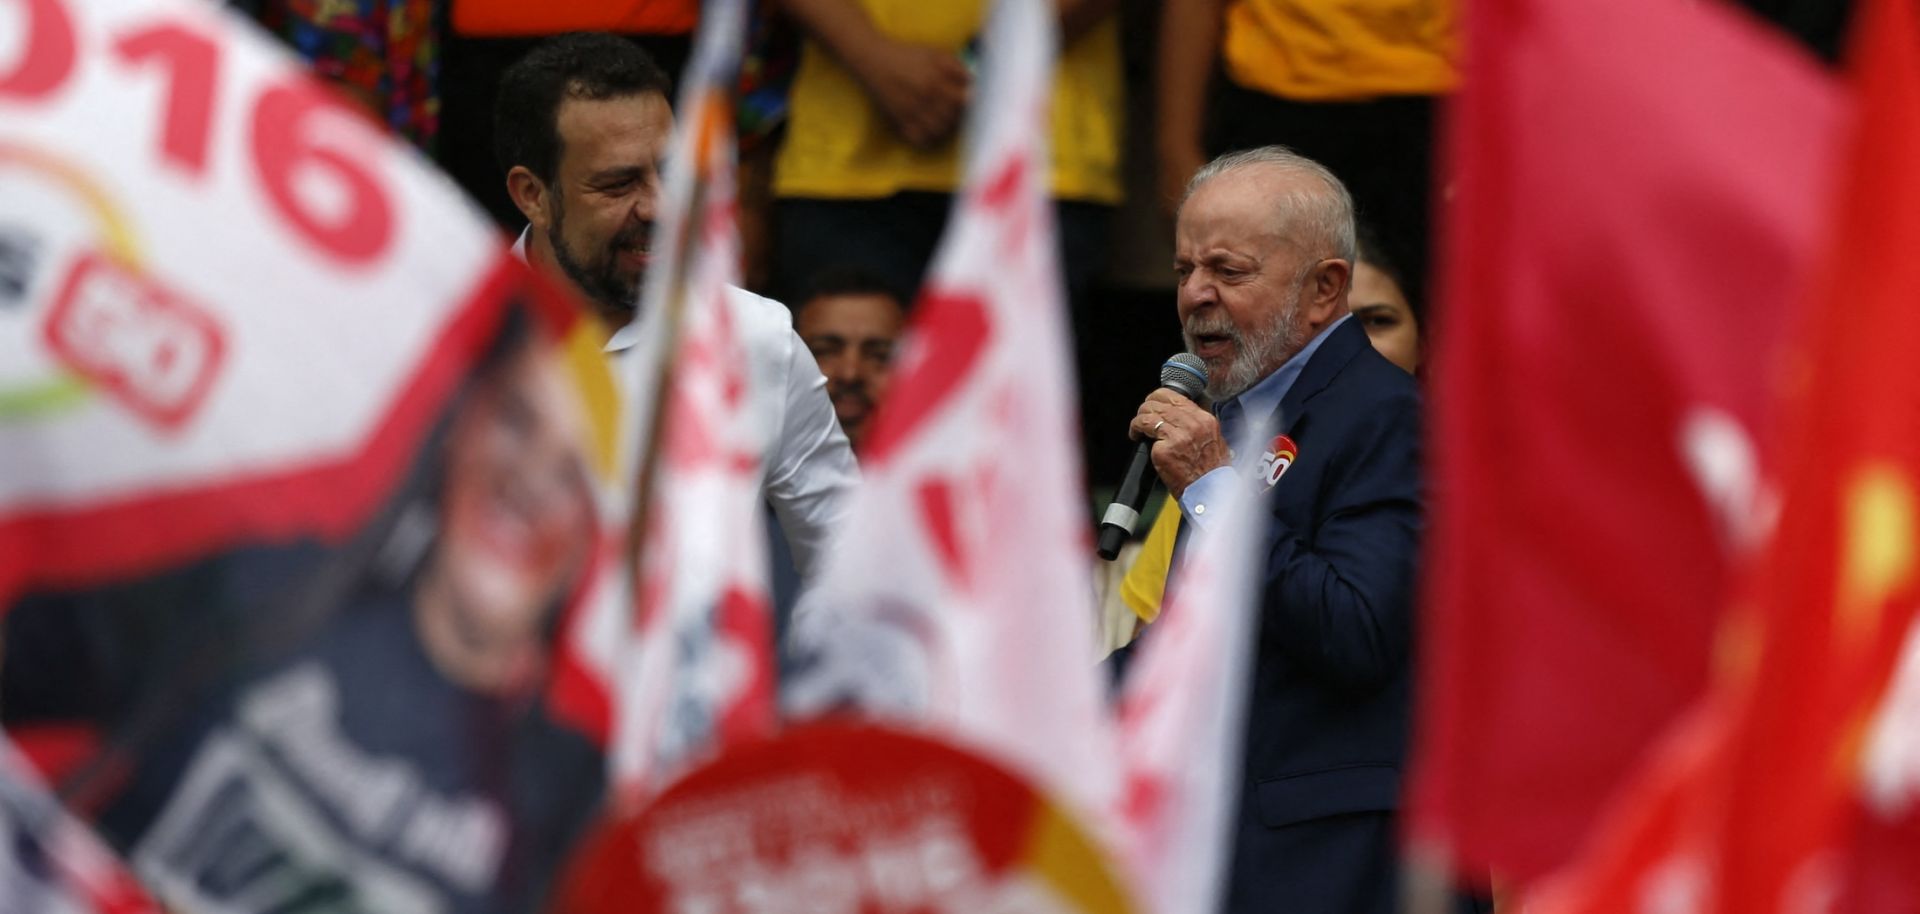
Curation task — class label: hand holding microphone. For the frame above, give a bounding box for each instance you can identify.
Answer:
[1129,388,1231,493]
[1096,354,1213,560]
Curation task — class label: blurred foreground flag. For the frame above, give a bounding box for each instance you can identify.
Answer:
[1407,0,1846,884]
[0,737,157,914]
[600,0,778,796]
[0,0,625,909]
[1525,0,1920,908]
[785,0,1118,820]
[0,0,526,592]
[1112,421,1268,914]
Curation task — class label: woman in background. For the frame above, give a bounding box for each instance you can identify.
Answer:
[1351,228,1423,377]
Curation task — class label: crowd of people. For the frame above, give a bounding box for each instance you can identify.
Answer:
[18,0,1846,911]
[477,24,1462,910]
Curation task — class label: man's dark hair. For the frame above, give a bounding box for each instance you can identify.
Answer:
[493,33,673,185]
[794,265,909,315]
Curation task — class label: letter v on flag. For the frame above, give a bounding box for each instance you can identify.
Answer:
[784,0,1120,825]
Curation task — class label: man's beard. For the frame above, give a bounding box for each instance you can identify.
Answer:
[1184,300,1307,402]
[547,198,651,319]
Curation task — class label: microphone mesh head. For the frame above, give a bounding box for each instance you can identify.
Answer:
[1161,353,1209,400]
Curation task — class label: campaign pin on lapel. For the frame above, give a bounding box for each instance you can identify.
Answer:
[1260,434,1299,490]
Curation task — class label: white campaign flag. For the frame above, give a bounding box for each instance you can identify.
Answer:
[0,0,510,596]
[1113,422,1268,914]
[1,0,626,907]
[602,0,776,796]
[786,0,1118,820]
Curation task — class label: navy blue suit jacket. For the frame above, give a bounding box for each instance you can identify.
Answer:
[1223,318,1425,914]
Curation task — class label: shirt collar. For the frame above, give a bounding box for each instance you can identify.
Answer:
[1220,311,1352,429]
[513,226,637,353]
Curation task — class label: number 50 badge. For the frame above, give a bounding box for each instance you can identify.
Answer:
[1260,435,1299,490]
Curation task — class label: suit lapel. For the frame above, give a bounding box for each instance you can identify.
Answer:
[1265,317,1371,438]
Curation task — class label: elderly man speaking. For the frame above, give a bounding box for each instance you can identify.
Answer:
[1129,146,1435,914]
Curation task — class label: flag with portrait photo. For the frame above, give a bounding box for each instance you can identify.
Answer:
[0,0,627,909]
[783,0,1120,823]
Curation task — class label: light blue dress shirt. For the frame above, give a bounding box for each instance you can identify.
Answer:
[1178,313,1352,531]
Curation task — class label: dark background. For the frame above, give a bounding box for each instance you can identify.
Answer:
[422,0,1856,494]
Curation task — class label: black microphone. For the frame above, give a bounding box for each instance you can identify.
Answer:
[1096,353,1208,560]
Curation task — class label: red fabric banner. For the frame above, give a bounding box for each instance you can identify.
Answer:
[1407,0,1845,884]
[1528,0,1920,907]
[452,0,697,38]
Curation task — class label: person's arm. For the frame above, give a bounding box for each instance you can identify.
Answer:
[762,317,859,580]
[778,0,971,148]
[1156,0,1226,212]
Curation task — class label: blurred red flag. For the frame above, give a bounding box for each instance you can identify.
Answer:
[1407,0,1846,884]
[1524,0,1920,907]
[451,0,696,36]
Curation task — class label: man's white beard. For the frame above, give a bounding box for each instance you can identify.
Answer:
[1185,299,1306,403]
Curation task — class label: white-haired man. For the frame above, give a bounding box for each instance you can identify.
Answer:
[1129,146,1443,913]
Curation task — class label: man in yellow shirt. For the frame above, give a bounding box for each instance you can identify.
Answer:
[771,0,1124,303]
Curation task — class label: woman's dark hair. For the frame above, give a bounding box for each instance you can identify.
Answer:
[1354,222,1421,323]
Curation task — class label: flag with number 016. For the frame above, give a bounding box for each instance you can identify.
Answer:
[0,0,628,910]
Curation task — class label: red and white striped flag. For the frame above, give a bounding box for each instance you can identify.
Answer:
[785,0,1119,821]
[597,0,777,795]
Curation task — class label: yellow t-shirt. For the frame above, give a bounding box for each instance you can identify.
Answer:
[774,2,1123,204]
[1120,495,1184,624]
[1222,0,1457,102]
